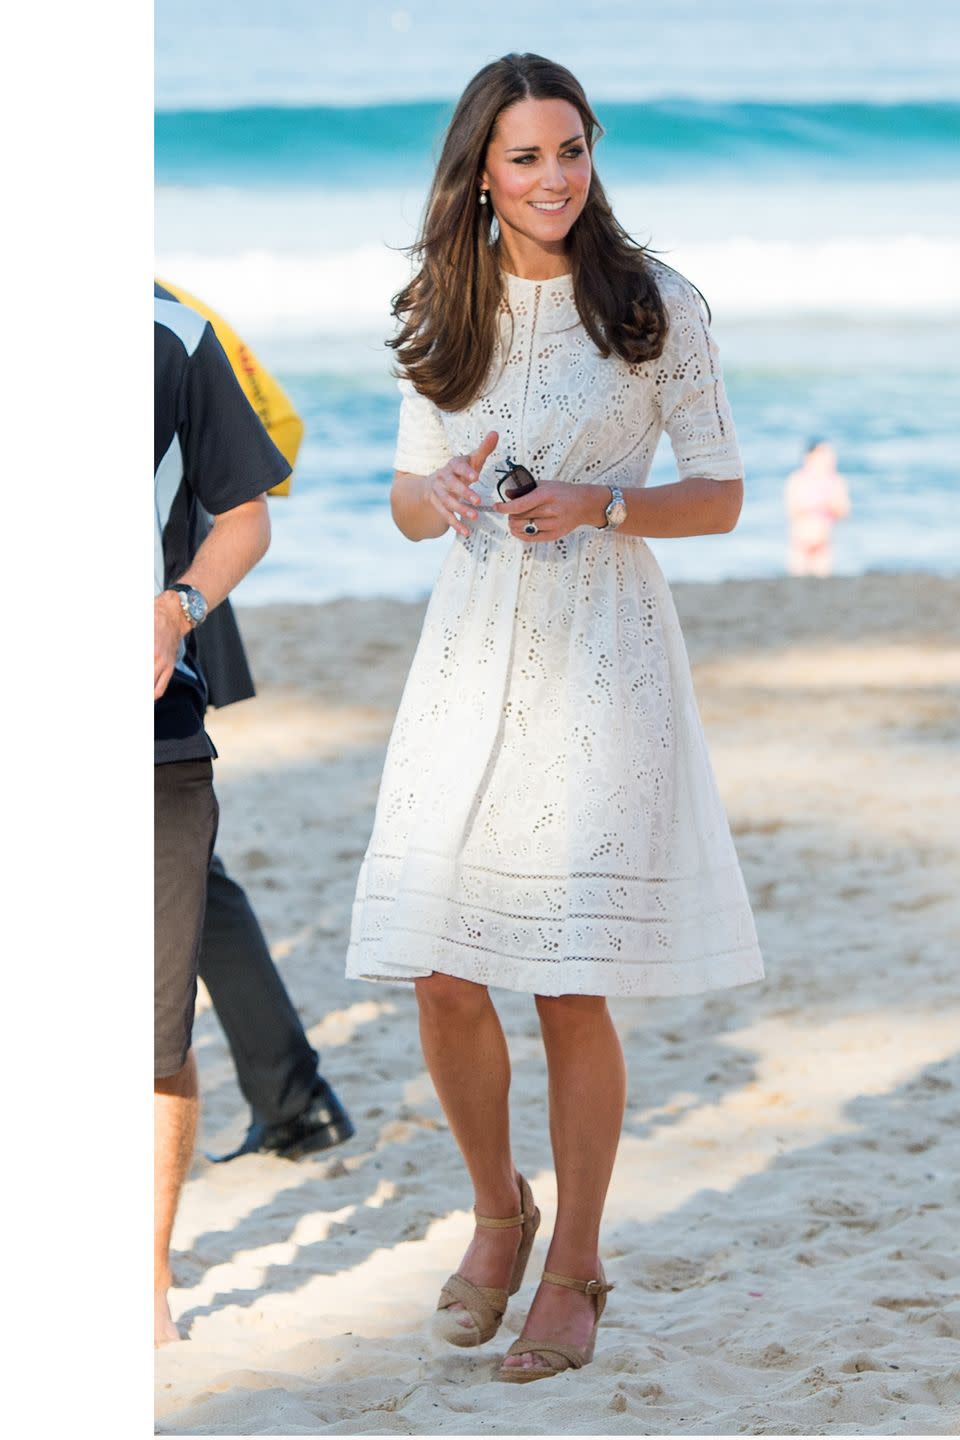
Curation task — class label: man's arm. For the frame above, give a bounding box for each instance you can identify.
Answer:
[154,495,271,699]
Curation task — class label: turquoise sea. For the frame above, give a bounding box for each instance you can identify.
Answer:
[155,0,960,603]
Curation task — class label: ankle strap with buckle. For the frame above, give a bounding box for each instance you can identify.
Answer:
[542,1269,614,1296]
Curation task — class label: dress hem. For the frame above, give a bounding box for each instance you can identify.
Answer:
[345,944,765,999]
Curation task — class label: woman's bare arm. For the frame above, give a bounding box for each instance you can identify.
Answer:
[391,431,499,542]
[496,475,743,541]
[391,471,451,541]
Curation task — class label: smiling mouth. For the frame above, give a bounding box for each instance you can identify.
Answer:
[529,199,570,212]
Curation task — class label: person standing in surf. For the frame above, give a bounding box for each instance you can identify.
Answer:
[346,52,763,1383]
[785,438,851,577]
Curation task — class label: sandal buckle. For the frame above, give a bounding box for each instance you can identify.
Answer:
[583,1279,604,1295]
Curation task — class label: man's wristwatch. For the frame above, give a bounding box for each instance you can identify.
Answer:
[600,485,627,529]
[166,583,208,628]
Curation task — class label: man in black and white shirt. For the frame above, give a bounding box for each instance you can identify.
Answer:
[157,280,354,1164]
[154,293,281,1344]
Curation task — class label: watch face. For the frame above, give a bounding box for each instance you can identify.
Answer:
[185,591,207,622]
[607,500,627,526]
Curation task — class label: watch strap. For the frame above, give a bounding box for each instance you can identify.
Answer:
[165,583,207,628]
[601,485,626,529]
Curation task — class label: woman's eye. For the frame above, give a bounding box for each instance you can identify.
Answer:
[510,146,584,165]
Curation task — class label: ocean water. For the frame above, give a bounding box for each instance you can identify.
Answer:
[155,1,960,603]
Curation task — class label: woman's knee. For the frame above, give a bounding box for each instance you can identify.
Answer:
[535,992,608,1032]
[415,971,491,1024]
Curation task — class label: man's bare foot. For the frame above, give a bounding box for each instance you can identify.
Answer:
[499,1270,601,1370]
[155,1288,183,1346]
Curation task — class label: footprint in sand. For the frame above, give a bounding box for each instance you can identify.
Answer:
[839,1352,890,1373]
[242,846,273,869]
[873,1294,941,1311]
[757,1343,801,1369]
[638,1257,722,1292]
[904,1136,938,1153]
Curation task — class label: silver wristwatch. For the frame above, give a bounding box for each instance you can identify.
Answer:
[167,583,208,628]
[600,485,627,529]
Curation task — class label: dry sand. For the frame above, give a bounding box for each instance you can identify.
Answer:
[156,573,960,1436]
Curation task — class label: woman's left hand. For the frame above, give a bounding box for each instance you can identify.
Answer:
[494,481,599,542]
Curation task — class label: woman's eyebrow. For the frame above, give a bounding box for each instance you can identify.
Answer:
[505,133,585,153]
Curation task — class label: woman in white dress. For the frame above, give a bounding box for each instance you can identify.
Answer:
[346,53,763,1382]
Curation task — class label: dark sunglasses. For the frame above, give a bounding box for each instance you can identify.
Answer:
[494,456,538,502]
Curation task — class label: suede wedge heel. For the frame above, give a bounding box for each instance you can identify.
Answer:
[434,1174,540,1348]
[496,1265,614,1382]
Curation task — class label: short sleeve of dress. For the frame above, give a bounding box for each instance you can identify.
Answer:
[393,376,453,475]
[655,275,743,482]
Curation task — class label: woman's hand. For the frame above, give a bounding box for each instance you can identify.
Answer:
[494,481,601,542]
[427,431,499,538]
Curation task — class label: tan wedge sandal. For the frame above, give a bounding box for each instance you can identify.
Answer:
[495,1265,614,1382]
[434,1174,540,1348]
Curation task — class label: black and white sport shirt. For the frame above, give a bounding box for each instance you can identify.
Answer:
[154,293,290,764]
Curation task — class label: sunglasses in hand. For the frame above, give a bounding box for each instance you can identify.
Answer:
[494,457,538,502]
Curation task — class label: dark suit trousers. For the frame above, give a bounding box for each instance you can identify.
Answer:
[198,855,319,1125]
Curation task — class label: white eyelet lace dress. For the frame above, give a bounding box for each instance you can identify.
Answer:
[346,263,764,997]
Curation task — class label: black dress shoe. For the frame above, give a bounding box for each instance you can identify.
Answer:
[207,1079,355,1163]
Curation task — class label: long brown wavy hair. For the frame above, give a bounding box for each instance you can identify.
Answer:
[389,52,670,412]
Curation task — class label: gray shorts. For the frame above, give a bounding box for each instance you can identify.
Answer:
[154,759,219,1078]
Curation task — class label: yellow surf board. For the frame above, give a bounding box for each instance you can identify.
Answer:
[156,278,302,496]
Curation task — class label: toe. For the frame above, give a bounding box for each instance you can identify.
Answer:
[444,1302,476,1330]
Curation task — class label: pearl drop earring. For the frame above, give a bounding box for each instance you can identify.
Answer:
[479,189,488,205]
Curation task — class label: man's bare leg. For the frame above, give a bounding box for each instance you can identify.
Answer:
[155,1049,198,1345]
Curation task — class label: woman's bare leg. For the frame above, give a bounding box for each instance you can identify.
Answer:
[415,973,522,1327]
[501,993,626,1370]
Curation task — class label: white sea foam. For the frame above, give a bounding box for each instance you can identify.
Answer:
[156,234,960,345]
[673,236,960,316]
[156,176,960,258]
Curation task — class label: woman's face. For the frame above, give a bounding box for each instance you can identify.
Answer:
[481,97,592,259]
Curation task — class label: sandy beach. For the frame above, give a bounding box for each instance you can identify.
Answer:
[155,573,960,1436]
